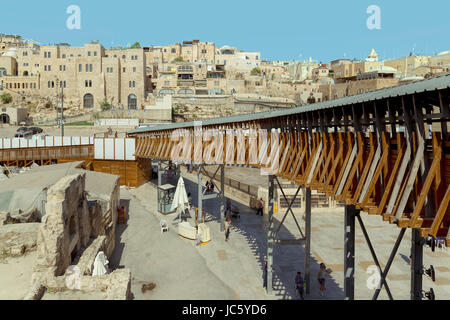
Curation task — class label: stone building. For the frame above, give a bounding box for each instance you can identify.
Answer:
[383,54,431,78]
[0,106,29,125]
[0,41,146,110]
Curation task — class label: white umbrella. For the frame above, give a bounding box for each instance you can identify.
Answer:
[171,177,190,213]
[92,251,109,276]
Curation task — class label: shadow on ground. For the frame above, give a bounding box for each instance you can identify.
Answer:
[152,166,344,300]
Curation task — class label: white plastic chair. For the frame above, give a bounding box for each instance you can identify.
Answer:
[160,220,169,234]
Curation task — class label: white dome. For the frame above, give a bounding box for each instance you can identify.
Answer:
[437,50,450,56]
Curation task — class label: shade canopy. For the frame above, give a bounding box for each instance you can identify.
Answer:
[170,177,190,213]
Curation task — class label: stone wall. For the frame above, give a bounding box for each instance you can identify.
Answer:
[35,173,89,276]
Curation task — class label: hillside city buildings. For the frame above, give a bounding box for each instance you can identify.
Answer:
[0,33,449,114]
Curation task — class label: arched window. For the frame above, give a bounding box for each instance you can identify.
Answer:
[178,89,194,95]
[0,114,10,124]
[23,71,29,76]
[159,89,175,96]
[128,94,137,109]
[83,94,94,108]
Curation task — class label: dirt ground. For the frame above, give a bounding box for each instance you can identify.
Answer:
[0,252,36,300]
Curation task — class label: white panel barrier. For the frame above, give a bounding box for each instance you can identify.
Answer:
[63,137,72,146]
[0,136,136,162]
[104,139,115,160]
[115,139,125,160]
[94,119,139,127]
[126,138,135,161]
[93,138,136,161]
[0,136,96,149]
[94,139,104,159]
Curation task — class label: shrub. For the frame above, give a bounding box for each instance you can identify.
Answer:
[251,67,262,76]
[172,57,184,63]
[0,93,12,104]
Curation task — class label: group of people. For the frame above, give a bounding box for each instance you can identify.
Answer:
[293,263,329,299]
[263,262,328,300]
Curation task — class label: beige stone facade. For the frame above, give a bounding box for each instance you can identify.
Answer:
[1,39,146,110]
[384,55,431,77]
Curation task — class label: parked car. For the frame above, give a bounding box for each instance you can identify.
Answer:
[14,131,33,139]
[29,127,43,135]
[16,126,29,133]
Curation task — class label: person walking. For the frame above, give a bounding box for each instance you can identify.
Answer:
[256,198,265,216]
[226,198,232,218]
[295,272,305,300]
[225,218,231,242]
[318,263,327,297]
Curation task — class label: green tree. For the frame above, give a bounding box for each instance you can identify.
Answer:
[0,93,12,104]
[100,97,112,111]
[130,42,141,48]
[251,67,262,76]
[172,56,184,63]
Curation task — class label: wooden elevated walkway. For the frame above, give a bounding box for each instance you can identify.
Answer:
[129,75,450,246]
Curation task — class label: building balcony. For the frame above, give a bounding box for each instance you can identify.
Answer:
[195,80,207,87]
[178,80,194,87]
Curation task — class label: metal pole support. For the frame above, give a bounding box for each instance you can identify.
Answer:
[304,187,312,295]
[266,174,275,294]
[344,204,357,300]
[220,164,225,232]
[157,160,162,187]
[197,164,203,226]
[411,229,423,300]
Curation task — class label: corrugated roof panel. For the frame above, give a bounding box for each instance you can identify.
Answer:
[128,74,450,134]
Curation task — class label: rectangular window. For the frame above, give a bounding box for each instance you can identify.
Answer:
[123,68,126,73]
[133,67,136,73]
[60,65,63,71]
[89,64,93,72]
[86,64,89,72]
[48,52,51,58]
[79,64,82,72]
[88,51,91,56]
[94,52,97,56]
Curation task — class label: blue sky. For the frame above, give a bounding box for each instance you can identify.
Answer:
[1,0,449,62]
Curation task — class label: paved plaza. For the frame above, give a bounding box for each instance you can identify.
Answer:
[110,170,450,300]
